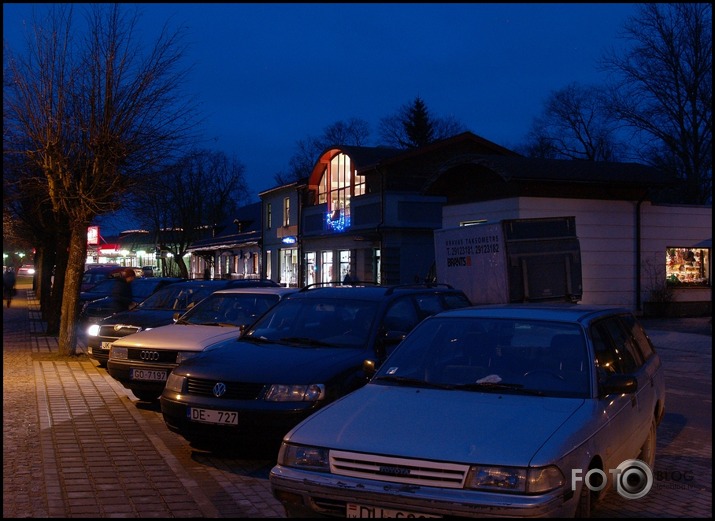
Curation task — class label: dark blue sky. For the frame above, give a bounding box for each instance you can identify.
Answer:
[4,3,639,230]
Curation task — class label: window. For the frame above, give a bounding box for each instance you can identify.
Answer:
[283,198,290,227]
[339,250,351,281]
[266,203,272,229]
[666,247,710,287]
[317,152,357,231]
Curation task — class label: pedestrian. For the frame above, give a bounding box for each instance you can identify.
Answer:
[110,267,136,312]
[4,267,17,308]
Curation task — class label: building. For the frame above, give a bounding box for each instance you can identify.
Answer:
[252,131,710,315]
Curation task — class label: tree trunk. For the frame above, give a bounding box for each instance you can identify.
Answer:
[57,224,88,356]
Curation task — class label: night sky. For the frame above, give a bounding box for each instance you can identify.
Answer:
[4,2,640,231]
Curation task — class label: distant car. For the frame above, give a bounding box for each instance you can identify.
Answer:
[142,266,158,277]
[160,283,472,447]
[17,264,35,277]
[269,304,666,518]
[80,265,124,292]
[86,278,280,368]
[78,277,186,329]
[106,286,297,401]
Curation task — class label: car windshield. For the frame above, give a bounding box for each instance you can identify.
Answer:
[178,292,282,327]
[131,279,165,300]
[374,317,591,398]
[136,284,217,311]
[244,298,376,348]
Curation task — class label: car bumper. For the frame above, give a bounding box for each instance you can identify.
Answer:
[269,465,574,518]
[106,360,175,394]
[160,394,319,444]
[87,345,110,365]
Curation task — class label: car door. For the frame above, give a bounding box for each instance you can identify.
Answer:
[590,317,647,465]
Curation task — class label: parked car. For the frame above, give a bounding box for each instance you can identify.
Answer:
[17,264,36,277]
[269,304,666,518]
[86,278,279,368]
[159,283,472,447]
[80,265,124,292]
[106,286,298,401]
[78,277,186,329]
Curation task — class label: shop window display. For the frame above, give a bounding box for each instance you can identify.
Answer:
[666,247,710,287]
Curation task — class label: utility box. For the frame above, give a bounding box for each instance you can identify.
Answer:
[433,217,582,304]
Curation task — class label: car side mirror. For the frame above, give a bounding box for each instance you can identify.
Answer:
[362,359,378,379]
[599,374,638,397]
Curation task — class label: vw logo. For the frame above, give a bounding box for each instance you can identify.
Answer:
[213,382,227,397]
[139,351,160,361]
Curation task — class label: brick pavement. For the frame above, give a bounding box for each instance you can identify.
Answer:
[3,286,285,518]
[3,285,712,518]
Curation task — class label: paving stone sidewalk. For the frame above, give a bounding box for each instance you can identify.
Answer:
[3,286,284,518]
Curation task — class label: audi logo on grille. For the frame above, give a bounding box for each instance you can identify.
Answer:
[139,351,160,361]
[213,382,227,397]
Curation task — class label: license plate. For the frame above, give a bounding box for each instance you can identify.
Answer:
[187,407,238,425]
[129,368,167,381]
[347,504,441,518]
[100,341,113,350]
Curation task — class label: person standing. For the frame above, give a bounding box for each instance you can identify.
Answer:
[110,268,136,312]
[4,267,17,308]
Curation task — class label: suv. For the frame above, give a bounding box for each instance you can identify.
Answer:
[160,283,471,447]
[269,304,666,518]
[106,286,297,401]
[87,279,278,367]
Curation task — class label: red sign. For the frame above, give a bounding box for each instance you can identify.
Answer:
[87,226,99,246]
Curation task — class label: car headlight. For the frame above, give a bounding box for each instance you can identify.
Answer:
[110,346,128,360]
[278,443,330,471]
[264,384,325,402]
[176,351,200,364]
[165,372,187,393]
[465,465,564,494]
[87,324,100,337]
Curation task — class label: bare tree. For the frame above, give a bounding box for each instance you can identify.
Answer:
[378,96,466,149]
[520,83,626,161]
[134,149,250,279]
[274,118,371,185]
[3,4,198,355]
[601,3,712,204]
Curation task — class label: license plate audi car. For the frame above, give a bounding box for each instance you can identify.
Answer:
[269,304,665,518]
[129,368,167,381]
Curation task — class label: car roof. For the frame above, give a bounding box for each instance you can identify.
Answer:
[211,286,298,296]
[287,283,467,302]
[437,303,631,323]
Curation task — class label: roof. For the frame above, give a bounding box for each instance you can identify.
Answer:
[440,303,631,323]
[291,283,468,302]
[187,202,262,252]
[422,154,676,202]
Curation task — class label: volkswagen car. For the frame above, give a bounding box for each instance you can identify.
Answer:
[269,304,665,518]
[160,283,472,448]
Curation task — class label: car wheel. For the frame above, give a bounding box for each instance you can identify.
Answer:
[638,417,657,469]
[132,390,161,402]
[574,476,593,518]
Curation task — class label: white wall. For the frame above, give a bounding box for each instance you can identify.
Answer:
[441,198,712,309]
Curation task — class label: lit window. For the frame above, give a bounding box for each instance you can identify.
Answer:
[665,247,710,287]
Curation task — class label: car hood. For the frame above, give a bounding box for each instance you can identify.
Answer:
[175,341,368,383]
[100,310,177,329]
[111,324,241,350]
[285,384,586,466]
